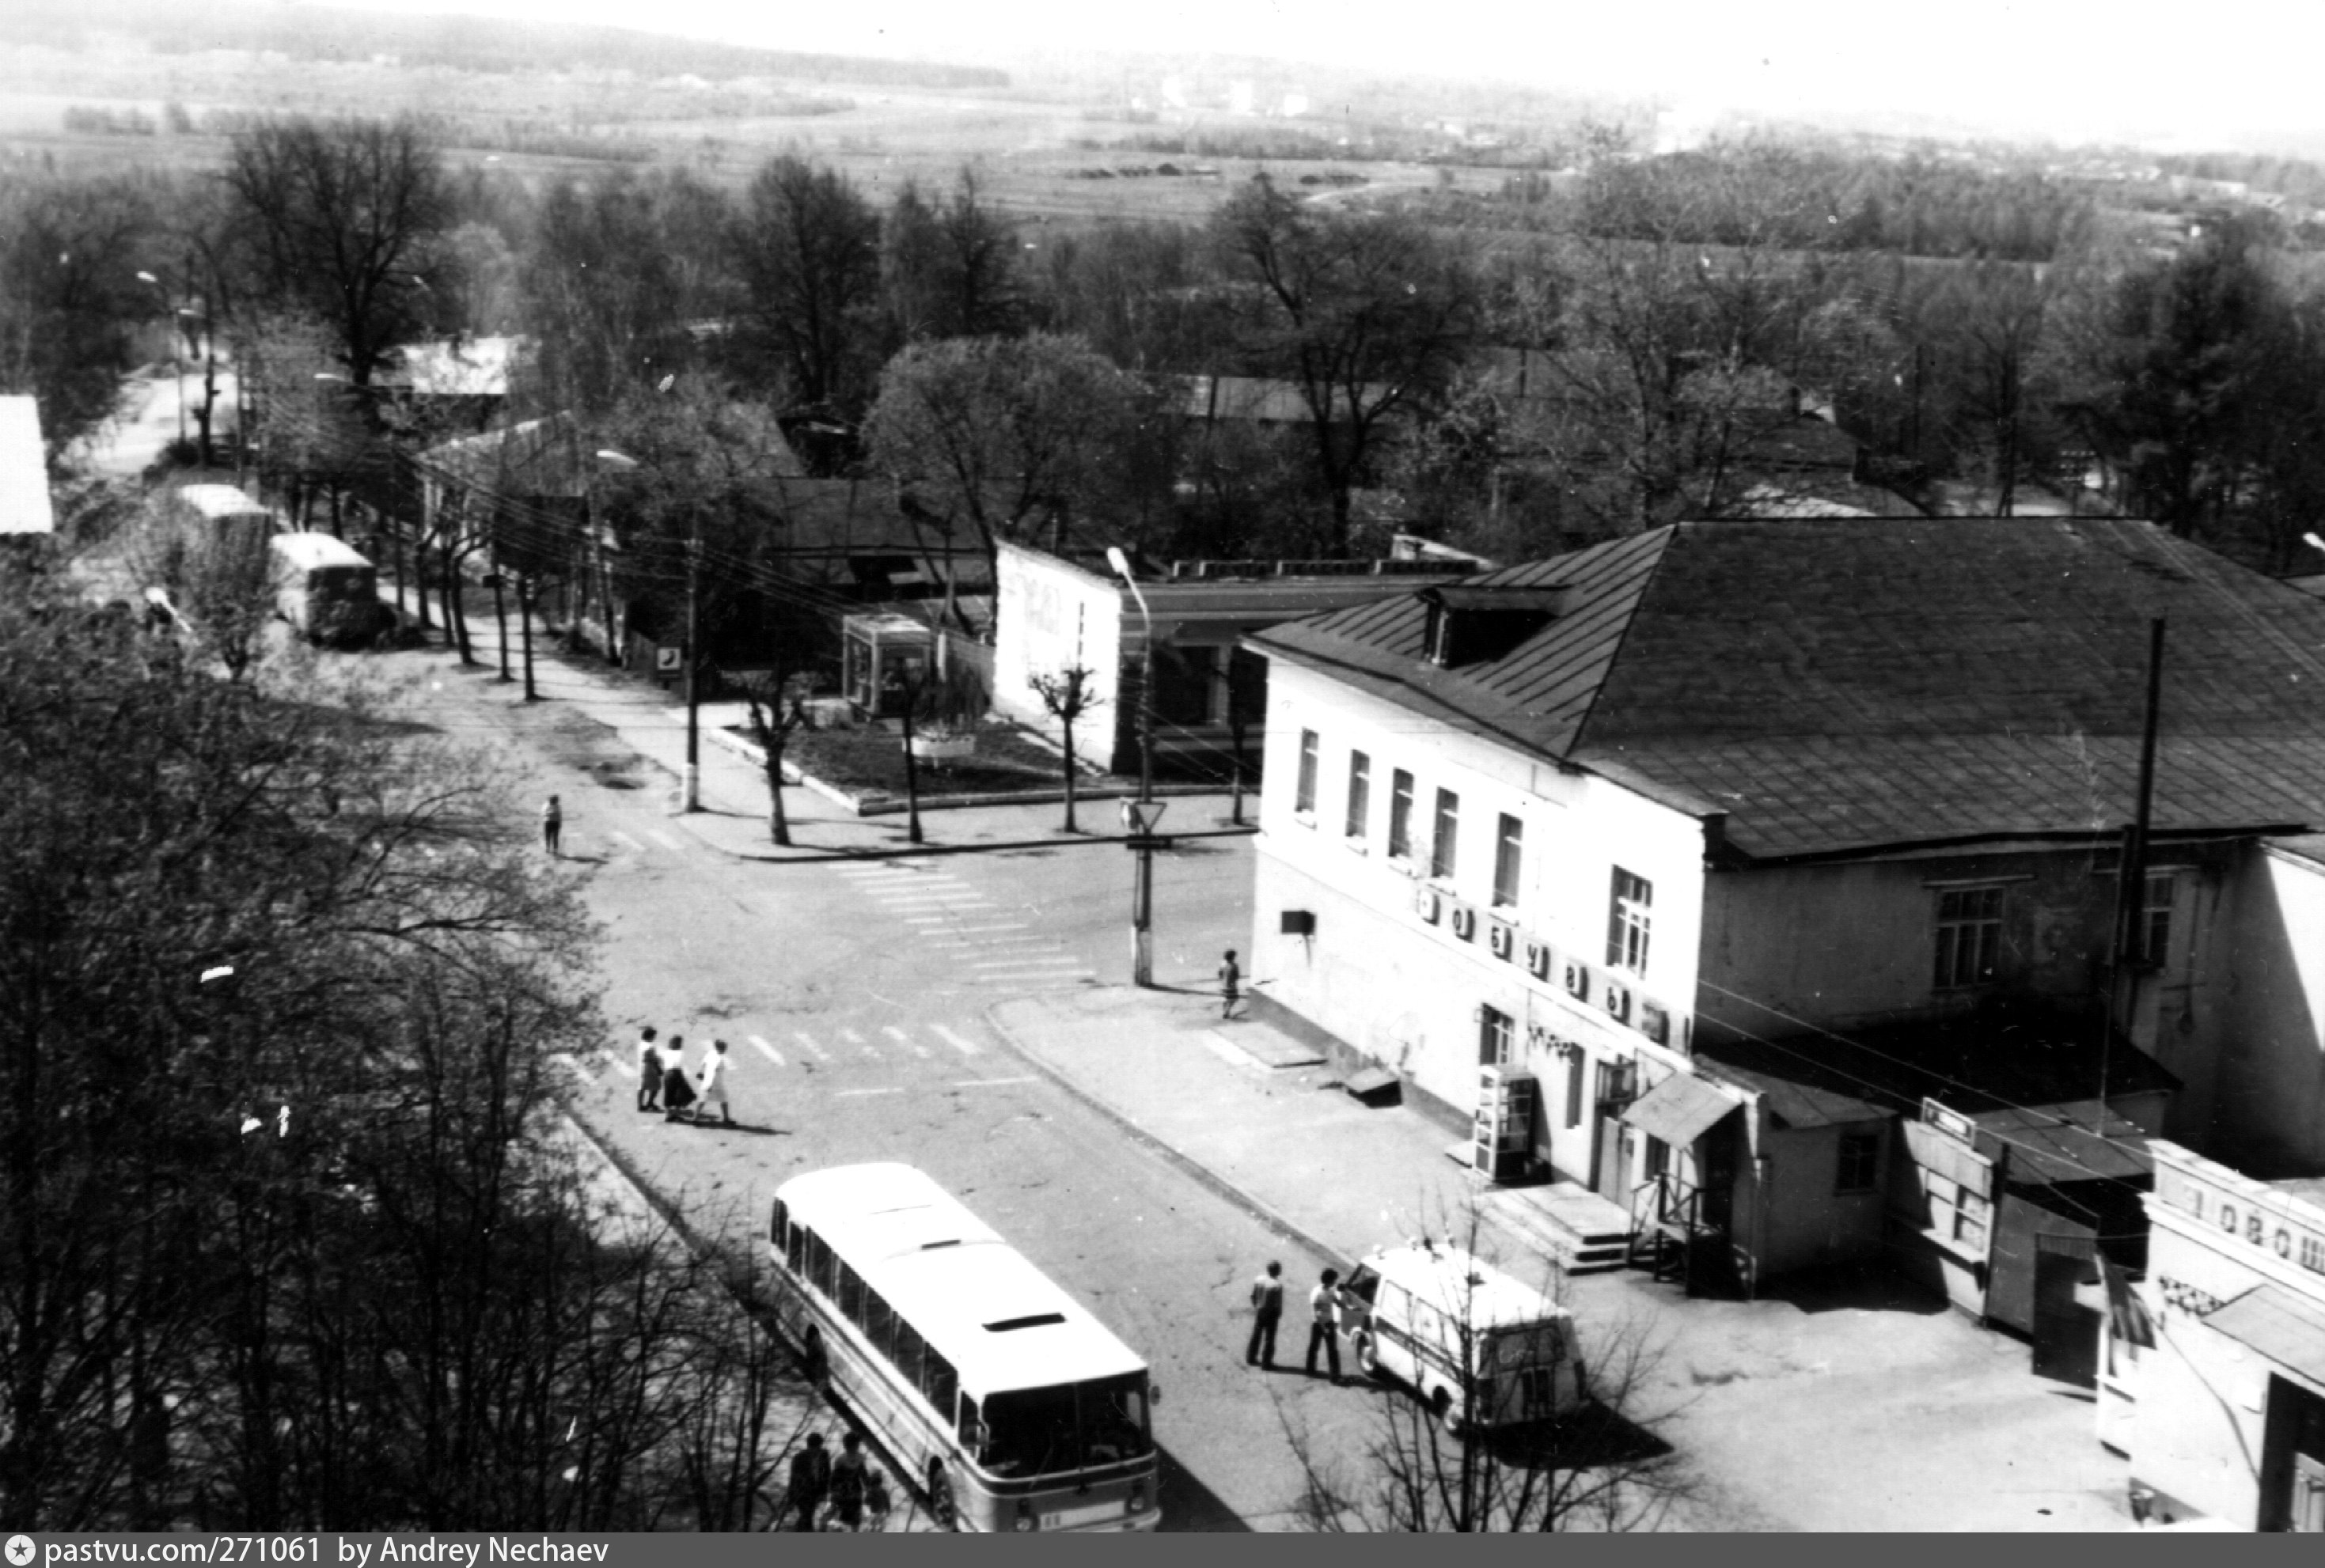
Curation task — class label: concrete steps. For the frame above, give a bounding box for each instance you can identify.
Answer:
[1485,1181,1634,1274]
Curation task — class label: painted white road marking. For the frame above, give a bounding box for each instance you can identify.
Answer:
[932,1025,982,1058]
[968,956,1080,968]
[882,1025,931,1059]
[646,829,685,852]
[952,1076,1037,1089]
[833,1087,905,1099]
[607,830,646,853]
[842,1026,879,1059]
[792,1032,833,1061]
[553,1052,597,1084]
[749,1034,784,1066]
[948,922,1028,933]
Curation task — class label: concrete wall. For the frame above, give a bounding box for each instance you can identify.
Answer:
[2213,843,2325,1172]
[1698,843,2237,1152]
[1749,1120,1891,1278]
[1249,657,1704,1178]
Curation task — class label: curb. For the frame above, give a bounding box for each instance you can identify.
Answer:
[701,824,1261,865]
[979,1000,1355,1277]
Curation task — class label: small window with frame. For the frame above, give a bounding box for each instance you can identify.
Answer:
[1835,1130,1881,1195]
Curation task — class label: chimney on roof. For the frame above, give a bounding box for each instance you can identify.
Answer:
[1419,584,1573,668]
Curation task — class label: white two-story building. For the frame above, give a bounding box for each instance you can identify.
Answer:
[1246,517,2325,1303]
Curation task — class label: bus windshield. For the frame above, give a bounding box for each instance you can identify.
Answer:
[980,1374,1151,1476]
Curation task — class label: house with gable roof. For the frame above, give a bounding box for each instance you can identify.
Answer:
[1244,516,2325,1305]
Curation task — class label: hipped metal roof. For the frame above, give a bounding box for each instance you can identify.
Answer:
[1251,518,2325,862]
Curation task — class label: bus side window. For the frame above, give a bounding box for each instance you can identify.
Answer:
[892,1320,925,1392]
[923,1348,958,1423]
[770,1199,787,1249]
[806,1232,834,1297]
[866,1290,897,1359]
[786,1221,808,1275]
[838,1262,867,1325]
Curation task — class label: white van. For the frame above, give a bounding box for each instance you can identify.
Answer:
[1340,1241,1587,1434]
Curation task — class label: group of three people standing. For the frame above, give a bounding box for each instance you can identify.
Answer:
[635,1025,734,1125]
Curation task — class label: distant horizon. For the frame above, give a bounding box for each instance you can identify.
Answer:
[294,0,2325,155]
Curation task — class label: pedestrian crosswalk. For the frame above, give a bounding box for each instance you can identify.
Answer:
[563,1017,1013,1100]
[834,862,1097,988]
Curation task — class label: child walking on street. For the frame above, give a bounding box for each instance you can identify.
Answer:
[540,794,562,857]
[1219,949,1242,1020]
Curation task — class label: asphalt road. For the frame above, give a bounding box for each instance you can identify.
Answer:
[497,697,1375,1531]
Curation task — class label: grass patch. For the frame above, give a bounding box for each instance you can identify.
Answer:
[777,723,1108,801]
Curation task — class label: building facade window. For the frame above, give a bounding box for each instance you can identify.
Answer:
[1345,752,1371,841]
[1835,1131,1881,1194]
[1431,790,1460,881]
[1564,1051,1585,1129]
[2140,873,2177,968]
[1933,885,2005,990]
[1493,814,1523,907]
[1294,729,1318,816]
[1387,770,1414,859]
[1607,868,1652,975]
[1479,1005,1513,1066]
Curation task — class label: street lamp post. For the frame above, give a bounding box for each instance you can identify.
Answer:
[1108,547,1162,987]
[136,271,186,447]
[681,528,702,812]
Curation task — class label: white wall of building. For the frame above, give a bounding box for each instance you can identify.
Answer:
[992,543,1126,759]
[1250,655,1705,1171]
[2215,844,2325,1172]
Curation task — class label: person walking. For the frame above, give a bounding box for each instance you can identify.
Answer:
[1218,949,1242,1020]
[787,1432,831,1532]
[1246,1259,1284,1369]
[694,1039,735,1127]
[863,1465,893,1532]
[1305,1267,1344,1383]
[540,794,562,857]
[827,1432,870,1532]
[661,1033,697,1123]
[635,1025,662,1113]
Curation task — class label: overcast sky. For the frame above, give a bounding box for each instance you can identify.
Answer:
[328,0,2325,150]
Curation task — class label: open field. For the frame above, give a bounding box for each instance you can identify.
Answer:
[0,35,1515,219]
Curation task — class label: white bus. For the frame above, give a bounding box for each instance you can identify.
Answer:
[168,483,276,546]
[268,532,387,646]
[768,1163,1160,1532]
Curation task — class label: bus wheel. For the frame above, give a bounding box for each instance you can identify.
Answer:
[1354,1331,1382,1379]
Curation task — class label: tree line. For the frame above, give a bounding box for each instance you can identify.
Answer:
[13,115,2325,581]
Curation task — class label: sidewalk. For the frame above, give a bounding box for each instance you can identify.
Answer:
[387,593,1253,862]
[985,987,2135,1532]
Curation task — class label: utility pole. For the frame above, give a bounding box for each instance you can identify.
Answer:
[682,529,703,812]
[518,574,538,701]
[1109,547,1163,987]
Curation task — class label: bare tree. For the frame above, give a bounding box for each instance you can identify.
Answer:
[730,157,882,422]
[863,332,1140,586]
[222,115,454,387]
[1212,176,1481,551]
[735,658,814,848]
[1026,665,1104,832]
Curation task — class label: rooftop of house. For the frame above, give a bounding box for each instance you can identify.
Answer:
[383,335,523,397]
[1251,517,2325,862]
[1697,1005,2179,1133]
[0,396,52,536]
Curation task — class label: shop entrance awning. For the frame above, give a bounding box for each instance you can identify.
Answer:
[2205,1286,2325,1390]
[1622,1072,1739,1149]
